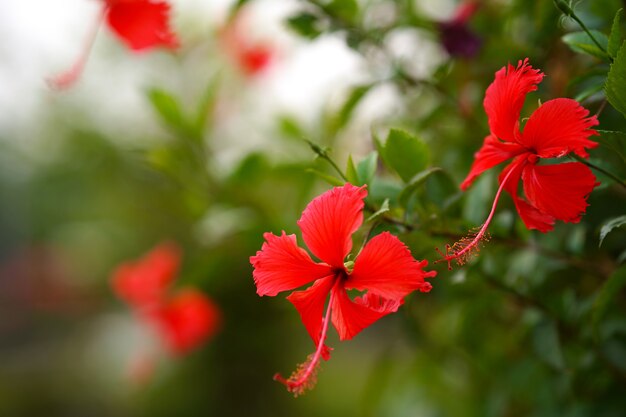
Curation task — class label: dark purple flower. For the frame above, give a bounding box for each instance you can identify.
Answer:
[438,1,482,58]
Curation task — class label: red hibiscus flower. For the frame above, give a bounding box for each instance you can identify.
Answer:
[112,243,220,358]
[437,59,599,269]
[48,0,178,89]
[250,184,435,396]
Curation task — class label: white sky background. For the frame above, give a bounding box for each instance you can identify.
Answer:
[0,0,451,164]
[0,1,364,147]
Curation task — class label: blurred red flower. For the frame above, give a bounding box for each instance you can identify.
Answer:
[105,0,178,51]
[49,0,178,89]
[438,59,599,269]
[112,243,220,358]
[111,242,180,308]
[220,13,275,77]
[148,289,221,355]
[251,184,435,396]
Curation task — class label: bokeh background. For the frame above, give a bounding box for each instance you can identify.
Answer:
[1,0,625,416]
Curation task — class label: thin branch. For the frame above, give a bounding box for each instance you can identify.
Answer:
[571,155,626,190]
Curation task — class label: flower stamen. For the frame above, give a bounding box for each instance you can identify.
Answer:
[436,165,517,270]
[274,289,335,397]
[47,4,108,90]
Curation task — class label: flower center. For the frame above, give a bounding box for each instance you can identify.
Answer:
[332,266,348,281]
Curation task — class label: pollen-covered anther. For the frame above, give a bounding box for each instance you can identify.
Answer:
[435,227,491,270]
[273,353,321,397]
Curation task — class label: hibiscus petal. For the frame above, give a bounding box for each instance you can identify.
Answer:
[287,276,335,360]
[111,242,180,307]
[106,0,178,51]
[346,232,435,299]
[148,289,221,355]
[330,286,402,341]
[512,197,556,233]
[460,134,526,190]
[483,59,544,143]
[297,184,367,267]
[500,157,556,232]
[522,162,598,224]
[519,98,599,159]
[250,232,333,297]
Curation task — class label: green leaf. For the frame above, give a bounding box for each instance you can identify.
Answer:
[306,169,345,186]
[278,115,307,140]
[603,338,626,371]
[619,248,626,264]
[193,77,220,138]
[229,152,268,185]
[425,169,461,212]
[286,13,322,39]
[592,265,626,337]
[597,130,626,163]
[330,84,372,133]
[573,82,604,102]
[366,199,389,223]
[599,215,626,246]
[462,171,494,224]
[356,151,378,186]
[608,9,624,58]
[380,129,430,183]
[373,132,385,157]
[327,0,359,24]
[532,319,565,370]
[562,30,609,59]
[346,154,359,184]
[606,41,626,118]
[147,88,188,134]
[398,167,444,207]
[147,146,176,173]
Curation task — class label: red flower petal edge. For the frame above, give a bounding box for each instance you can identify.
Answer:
[251,232,332,297]
[297,184,367,267]
[251,184,435,396]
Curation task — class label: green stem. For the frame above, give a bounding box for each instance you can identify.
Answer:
[571,14,612,61]
[304,139,349,182]
[326,157,350,183]
[554,0,612,61]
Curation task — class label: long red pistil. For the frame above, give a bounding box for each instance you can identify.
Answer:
[273,286,335,397]
[436,165,518,270]
[47,4,108,90]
